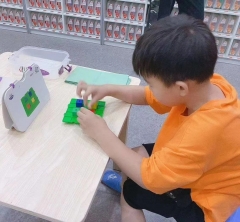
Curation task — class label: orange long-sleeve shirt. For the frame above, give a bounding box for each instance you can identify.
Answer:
[141,74,240,222]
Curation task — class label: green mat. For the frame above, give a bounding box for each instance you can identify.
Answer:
[65,67,131,85]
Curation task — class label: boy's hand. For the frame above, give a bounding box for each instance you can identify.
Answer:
[77,107,109,141]
[76,81,109,109]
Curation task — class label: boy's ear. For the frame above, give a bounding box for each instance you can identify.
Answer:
[175,81,189,97]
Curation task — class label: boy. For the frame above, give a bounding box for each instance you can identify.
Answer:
[76,15,240,222]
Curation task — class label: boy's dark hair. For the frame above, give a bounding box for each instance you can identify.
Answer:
[132,14,218,86]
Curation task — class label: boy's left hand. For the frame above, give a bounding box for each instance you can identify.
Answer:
[77,107,109,141]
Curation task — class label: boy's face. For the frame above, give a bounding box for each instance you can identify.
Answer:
[145,76,187,107]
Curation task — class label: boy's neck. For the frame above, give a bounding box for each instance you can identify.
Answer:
[185,81,225,115]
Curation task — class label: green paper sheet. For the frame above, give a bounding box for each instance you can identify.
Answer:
[65,67,131,86]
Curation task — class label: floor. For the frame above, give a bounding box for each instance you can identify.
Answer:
[0,29,239,222]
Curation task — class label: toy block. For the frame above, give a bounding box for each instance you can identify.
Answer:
[73,117,79,124]
[63,98,106,124]
[91,102,98,110]
[72,108,80,117]
[95,108,105,117]
[70,98,77,104]
[76,99,84,107]
[63,116,74,123]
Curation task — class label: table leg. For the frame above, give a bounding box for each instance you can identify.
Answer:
[113,114,129,171]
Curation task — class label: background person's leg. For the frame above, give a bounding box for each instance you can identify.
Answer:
[157,0,175,20]
[177,0,204,20]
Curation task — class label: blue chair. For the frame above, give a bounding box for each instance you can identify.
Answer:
[226,207,240,222]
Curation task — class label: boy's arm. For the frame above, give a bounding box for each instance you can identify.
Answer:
[107,85,147,105]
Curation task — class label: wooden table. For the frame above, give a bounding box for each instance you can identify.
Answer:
[0,52,140,222]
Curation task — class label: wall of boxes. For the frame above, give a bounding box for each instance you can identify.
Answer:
[0,0,240,63]
[173,0,240,63]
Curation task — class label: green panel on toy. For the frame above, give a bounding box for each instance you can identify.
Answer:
[62,98,106,124]
[21,87,40,117]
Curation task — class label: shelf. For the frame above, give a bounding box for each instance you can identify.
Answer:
[213,32,233,39]
[64,12,100,20]
[174,4,240,16]
[104,17,144,26]
[0,21,26,28]
[204,8,240,16]
[66,31,100,39]
[105,37,136,45]
[116,0,148,3]
[235,36,240,40]
[27,7,62,14]
[0,2,23,9]
[218,54,240,60]
[31,26,63,33]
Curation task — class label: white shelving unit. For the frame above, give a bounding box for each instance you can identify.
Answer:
[173,0,240,64]
[0,0,239,64]
[103,0,148,48]
[0,1,27,32]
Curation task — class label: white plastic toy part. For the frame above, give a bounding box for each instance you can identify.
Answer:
[8,46,71,80]
[2,64,50,132]
[0,77,15,105]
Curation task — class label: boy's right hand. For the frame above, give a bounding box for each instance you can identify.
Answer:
[76,81,109,109]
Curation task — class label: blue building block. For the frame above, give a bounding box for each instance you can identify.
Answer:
[226,207,240,222]
[76,99,84,108]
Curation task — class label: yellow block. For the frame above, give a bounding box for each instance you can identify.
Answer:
[31,98,35,103]
[92,102,98,110]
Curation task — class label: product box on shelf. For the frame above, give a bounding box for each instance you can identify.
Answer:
[45,14,51,28]
[209,14,220,32]
[107,0,114,18]
[56,0,61,10]
[81,18,87,33]
[74,17,80,32]
[122,2,130,20]
[15,10,21,24]
[38,13,44,27]
[216,15,228,33]
[51,14,57,29]
[31,12,38,27]
[29,0,35,7]
[42,0,49,9]
[36,0,42,8]
[87,0,94,15]
[80,0,87,14]
[67,16,74,31]
[219,38,229,54]
[128,25,135,41]
[137,4,144,22]
[237,23,240,35]
[206,0,215,8]
[2,8,8,22]
[106,22,113,38]
[88,19,94,34]
[120,23,127,40]
[66,0,73,12]
[95,0,100,15]
[73,0,80,13]
[114,1,121,19]
[222,0,234,10]
[225,16,236,33]
[113,23,120,39]
[58,15,63,30]
[8,9,15,23]
[129,3,137,21]
[229,40,240,56]
[204,12,212,26]
[21,11,26,25]
[233,0,240,10]
[49,0,56,10]
[94,20,100,35]
[135,26,142,41]
[214,0,223,8]
[215,37,223,51]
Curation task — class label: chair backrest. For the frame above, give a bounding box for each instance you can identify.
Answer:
[226,207,240,222]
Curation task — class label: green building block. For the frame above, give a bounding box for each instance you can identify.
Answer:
[62,98,106,124]
[21,87,40,117]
